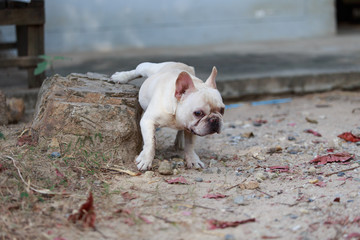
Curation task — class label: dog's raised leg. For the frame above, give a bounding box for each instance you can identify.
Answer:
[135,114,156,171]
[184,131,205,169]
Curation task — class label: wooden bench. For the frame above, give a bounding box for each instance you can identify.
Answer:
[0,0,45,88]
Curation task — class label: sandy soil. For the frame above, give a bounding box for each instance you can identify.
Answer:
[1,90,360,240]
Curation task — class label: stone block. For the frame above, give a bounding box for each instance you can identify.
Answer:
[31,73,142,165]
[0,90,7,125]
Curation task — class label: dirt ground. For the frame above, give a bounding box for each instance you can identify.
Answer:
[1,90,360,240]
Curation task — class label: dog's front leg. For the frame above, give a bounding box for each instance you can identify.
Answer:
[136,116,156,171]
[184,131,205,169]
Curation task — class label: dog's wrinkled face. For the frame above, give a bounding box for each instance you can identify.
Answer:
[175,67,225,136]
[180,90,224,136]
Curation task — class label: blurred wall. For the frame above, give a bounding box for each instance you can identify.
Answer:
[2,0,337,53]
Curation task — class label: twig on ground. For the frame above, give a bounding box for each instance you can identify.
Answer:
[325,165,360,177]
[4,155,71,196]
[152,215,177,224]
[256,188,274,198]
[101,166,141,176]
[225,178,248,190]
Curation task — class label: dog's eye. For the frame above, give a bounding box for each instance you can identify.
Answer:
[220,107,225,115]
[193,110,204,117]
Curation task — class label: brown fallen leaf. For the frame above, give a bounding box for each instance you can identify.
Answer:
[239,180,259,190]
[305,117,318,124]
[121,191,137,201]
[242,132,254,138]
[68,192,96,228]
[304,129,322,137]
[17,129,38,146]
[338,132,360,142]
[207,218,255,230]
[310,152,354,165]
[203,193,228,199]
[268,166,290,173]
[165,176,189,184]
[267,146,282,154]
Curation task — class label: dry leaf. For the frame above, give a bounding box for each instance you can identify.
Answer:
[207,218,255,230]
[338,132,360,142]
[165,176,189,184]
[203,193,228,199]
[310,152,354,165]
[68,192,96,228]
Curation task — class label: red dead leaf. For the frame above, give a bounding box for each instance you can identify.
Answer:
[121,191,137,201]
[165,176,189,184]
[338,132,360,142]
[68,192,96,228]
[268,166,289,172]
[17,133,38,146]
[304,129,322,137]
[310,152,354,165]
[203,193,228,199]
[55,168,65,178]
[207,218,255,230]
[346,232,360,240]
[315,181,327,187]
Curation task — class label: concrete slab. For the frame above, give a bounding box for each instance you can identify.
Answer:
[1,34,360,107]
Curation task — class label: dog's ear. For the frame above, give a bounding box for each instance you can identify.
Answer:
[175,71,195,101]
[205,66,217,89]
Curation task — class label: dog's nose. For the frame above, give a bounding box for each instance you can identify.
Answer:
[209,117,220,132]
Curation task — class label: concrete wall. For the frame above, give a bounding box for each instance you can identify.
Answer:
[2,0,336,53]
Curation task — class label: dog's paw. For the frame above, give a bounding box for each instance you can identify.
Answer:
[185,153,205,169]
[135,152,153,171]
[110,72,129,83]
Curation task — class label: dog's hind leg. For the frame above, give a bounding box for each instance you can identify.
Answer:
[110,62,171,84]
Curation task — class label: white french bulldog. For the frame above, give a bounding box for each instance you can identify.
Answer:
[110,62,225,171]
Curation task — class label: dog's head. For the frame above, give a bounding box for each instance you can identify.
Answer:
[175,67,225,136]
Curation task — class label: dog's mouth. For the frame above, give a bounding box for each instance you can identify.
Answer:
[188,127,219,136]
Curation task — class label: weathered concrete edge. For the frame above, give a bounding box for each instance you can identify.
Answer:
[218,71,360,100]
[3,71,360,111]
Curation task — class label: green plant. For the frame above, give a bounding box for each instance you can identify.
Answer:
[34,55,71,75]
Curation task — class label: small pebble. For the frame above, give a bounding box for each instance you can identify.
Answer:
[224,234,236,240]
[204,167,221,174]
[144,171,155,178]
[299,208,309,214]
[348,192,358,198]
[288,136,296,141]
[351,163,359,168]
[308,166,316,174]
[269,172,278,179]
[337,172,345,177]
[93,180,101,186]
[158,160,173,175]
[291,225,301,232]
[288,214,298,219]
[194,177,203,182]
[209,159,218,166]
[234,195,245,205]
[255,172,267,181]
[50,152,61,158]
